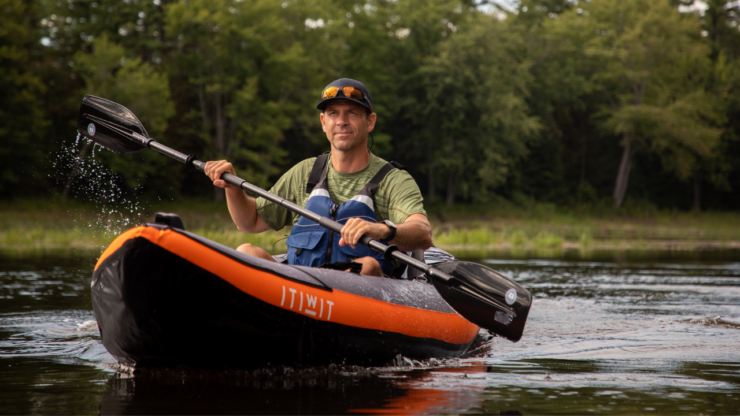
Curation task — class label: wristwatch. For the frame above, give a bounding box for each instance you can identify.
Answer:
[383,220,397,242]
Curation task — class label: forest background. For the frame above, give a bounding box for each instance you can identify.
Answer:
[2,0,740,254]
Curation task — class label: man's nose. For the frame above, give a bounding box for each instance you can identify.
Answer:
[336,112,348,124]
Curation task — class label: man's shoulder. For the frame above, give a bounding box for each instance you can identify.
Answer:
[371,154,413,185]
[294,156,320,171]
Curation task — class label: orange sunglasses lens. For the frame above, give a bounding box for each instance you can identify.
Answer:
[322,86,339,99]
[321,86,365,100]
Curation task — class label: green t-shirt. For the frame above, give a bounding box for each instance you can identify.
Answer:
[256,152,427,230]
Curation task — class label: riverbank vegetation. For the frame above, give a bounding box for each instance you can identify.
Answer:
[2,0,740,215]
[2,198,739,257]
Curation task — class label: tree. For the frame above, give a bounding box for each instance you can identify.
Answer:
[516,0,601,201]
[0,0,48,197]
[681,0,740,210]
[70,34,175,195]
[419,14,540,204]
[165,0,318,200]
[557,0,718,207]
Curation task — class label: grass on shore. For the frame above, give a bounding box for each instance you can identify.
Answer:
[2,197,739,256]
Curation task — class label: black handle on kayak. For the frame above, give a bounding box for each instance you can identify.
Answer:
[77,95,532,342]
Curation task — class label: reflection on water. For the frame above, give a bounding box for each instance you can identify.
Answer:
[1,253,739,415]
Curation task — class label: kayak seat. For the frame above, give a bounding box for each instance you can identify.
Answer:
[154,212,185,230]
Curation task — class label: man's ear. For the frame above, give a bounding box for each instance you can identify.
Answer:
[320,112,327,133]
[367,112,377,133]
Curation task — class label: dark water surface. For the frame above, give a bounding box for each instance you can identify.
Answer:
[1,250,739,415]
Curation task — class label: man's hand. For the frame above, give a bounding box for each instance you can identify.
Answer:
[204,160,236,189]
[203,159,272,234]
[338,218,391,249]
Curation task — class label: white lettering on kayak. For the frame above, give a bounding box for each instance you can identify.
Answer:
[281,285,334,321]
[304,294,318,316]
[288,288,297,308]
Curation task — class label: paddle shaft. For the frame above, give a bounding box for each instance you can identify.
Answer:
[132,133,454,285]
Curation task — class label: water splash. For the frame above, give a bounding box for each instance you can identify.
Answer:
[52,137,148,248]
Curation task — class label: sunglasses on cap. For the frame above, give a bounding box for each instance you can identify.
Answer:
[321,86,368,102]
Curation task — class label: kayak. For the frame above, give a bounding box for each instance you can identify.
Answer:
[91,221,481,368]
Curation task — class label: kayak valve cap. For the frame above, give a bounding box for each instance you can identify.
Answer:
[154,212,185,230]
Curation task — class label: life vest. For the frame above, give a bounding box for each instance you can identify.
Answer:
[285,153,403,276]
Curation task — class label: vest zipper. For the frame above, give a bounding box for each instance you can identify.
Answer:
[326,202,340,262]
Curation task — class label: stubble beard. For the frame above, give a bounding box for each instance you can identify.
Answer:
[330,132,367,153]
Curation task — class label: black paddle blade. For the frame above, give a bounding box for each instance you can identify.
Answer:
[77,95,149,154]
[432,261,531,342]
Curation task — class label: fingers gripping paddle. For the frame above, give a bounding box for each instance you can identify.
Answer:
[77,95,532,342]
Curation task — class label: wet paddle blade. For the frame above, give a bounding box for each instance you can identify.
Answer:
[77,95,149,154]
[431,261,531,342]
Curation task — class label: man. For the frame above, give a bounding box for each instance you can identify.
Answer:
[204,78,431,277]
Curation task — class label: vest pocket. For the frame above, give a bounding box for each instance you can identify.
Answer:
[286,229,327,267]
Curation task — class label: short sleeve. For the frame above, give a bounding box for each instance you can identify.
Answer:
[376,169,427,224]
[255,158,314,230]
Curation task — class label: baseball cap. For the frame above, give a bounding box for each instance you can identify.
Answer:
[316,78,373,113]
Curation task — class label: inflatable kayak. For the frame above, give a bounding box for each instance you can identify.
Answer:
[92,221,481,368]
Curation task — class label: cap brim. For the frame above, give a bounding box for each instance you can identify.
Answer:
[317,97,372,113]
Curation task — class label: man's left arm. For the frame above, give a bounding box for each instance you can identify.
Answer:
[338,214,431,252]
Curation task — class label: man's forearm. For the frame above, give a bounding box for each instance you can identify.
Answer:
[390,217,432,252]
[225,187,262,233]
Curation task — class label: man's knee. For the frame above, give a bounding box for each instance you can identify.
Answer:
[237,243,275,262]
[355,256,383,277]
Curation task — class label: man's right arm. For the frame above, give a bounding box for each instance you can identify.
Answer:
[204,160,271,234]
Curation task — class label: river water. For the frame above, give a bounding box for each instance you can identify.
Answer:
[1,250,739,415]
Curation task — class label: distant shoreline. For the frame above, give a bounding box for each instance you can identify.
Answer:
[2,199,739,257]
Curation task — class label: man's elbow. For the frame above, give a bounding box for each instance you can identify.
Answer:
[420,228,433,250]
[236,223,255,233]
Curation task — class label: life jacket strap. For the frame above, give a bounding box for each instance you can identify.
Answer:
[306,152,330,194]
[305,153,404,196]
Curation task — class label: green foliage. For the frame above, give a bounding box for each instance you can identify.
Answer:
[419,14,540,203]
[72,34,175,193]
[165,0,318,189]
[1,0,740,214]
[0,0,48,196]
[74,35,173,134]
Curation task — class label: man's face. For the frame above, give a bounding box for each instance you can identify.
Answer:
[320,101,376,153]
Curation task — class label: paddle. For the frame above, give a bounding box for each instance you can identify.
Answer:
[76,95,532,342]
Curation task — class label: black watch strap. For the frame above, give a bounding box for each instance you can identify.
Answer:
[383,220,397,242]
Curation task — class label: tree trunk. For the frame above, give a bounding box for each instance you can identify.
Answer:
[693,173,702,212]
[428,168,435,203]
[61,141,93,199]
[613,136,633,208]
[446,173,457,206]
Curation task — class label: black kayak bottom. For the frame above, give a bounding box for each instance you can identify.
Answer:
[93,238,476,369]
